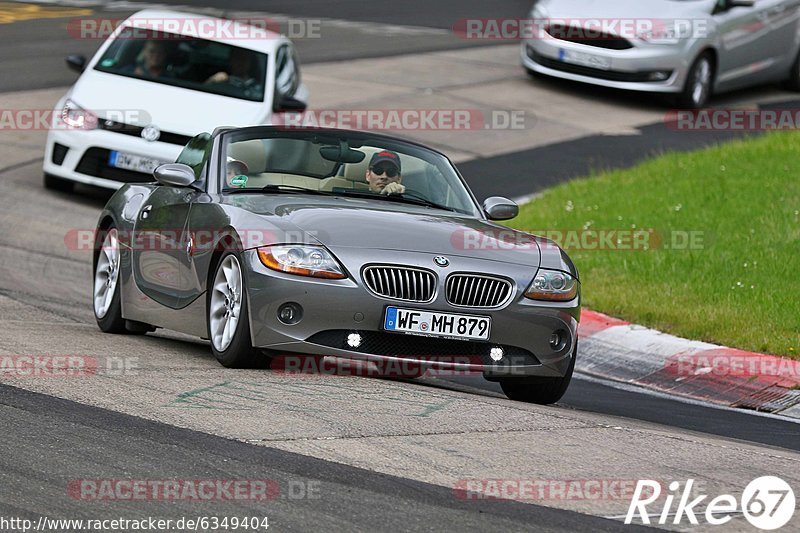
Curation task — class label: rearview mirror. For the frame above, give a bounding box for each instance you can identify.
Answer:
[483,196,519,221]
[273,94,307,113]
[66,54,86,73]
[154,163,196,187]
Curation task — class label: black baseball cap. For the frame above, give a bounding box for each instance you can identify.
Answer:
[369,150,401,172]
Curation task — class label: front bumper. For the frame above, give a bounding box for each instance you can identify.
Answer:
[242,249,579,379]
[521,39,692,94]
[43,127,184,190]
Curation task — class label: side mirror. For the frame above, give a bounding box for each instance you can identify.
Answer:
[483,196,519,221]
[273,94,307,113]
[154,163,196,187]
[66,54,87,73]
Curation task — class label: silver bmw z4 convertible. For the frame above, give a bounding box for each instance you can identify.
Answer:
[93,126,580,404]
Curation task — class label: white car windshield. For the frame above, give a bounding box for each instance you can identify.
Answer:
[94,28,267,102]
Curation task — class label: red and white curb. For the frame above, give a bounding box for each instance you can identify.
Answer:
[577,310,800,420]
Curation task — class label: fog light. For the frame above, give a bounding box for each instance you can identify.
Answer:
[278,303,303,325]
[550,330,567,350]
[347,333,362,348]
[648,71,670,81]
[489,347,504,362]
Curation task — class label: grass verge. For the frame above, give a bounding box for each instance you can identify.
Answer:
[510,132,800,359]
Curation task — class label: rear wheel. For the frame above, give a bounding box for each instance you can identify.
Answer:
[677,53,713,109]
[499,344,576,405]
[43,173,73,193]
[208,253,258,368]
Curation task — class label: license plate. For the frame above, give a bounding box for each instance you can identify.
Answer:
[384,307,491,341]
[558,48,611,70]
[109,151,164,174]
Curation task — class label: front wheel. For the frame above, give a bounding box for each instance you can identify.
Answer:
[93,227,127,333]
[677,53,713,109]
[499,344,576,405]
[208,253,258,368]
[784,48,800,91]
[93,226,153,334]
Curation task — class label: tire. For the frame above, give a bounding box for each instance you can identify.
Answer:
[207,252,258,368]
[93,226,128,333]
[43,173,74,193]
[677,53,714,109]
[499,344,576,405]
[784,49,800,91]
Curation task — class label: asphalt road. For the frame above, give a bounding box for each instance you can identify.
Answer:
[1,383,648,532]
[2,1,800,530]
[0,1,515,93]
[442,375,800,452]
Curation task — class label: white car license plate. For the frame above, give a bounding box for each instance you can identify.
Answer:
[109,151,164,174]
[558,48,611,70]
[384,307,491,341]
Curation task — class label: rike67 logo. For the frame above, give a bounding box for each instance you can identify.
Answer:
[626,477,795,530]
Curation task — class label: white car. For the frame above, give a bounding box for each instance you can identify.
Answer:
[43,9,308,192]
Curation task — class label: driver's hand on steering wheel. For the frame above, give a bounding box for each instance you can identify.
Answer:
[381,182,405,195]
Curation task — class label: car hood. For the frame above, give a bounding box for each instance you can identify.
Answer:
[68,69,269,135]
[538,0,715,21]
[223,195,543,267]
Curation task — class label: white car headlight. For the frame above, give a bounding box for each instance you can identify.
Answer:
[524,268,578,301]
[60,99,98,130]
[257,245,346,279]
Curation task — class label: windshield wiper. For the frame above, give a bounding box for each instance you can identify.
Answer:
[224,185,333,196]
[261,184,334,195]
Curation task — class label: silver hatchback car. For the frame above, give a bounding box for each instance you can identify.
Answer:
[521,0,800,107]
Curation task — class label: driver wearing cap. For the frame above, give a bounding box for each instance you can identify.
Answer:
[366,150,405,195]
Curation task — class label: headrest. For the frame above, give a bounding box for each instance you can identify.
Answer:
[228,140,267,174]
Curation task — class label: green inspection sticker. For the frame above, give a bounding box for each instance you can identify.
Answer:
[100,58,116,67]
[230,174,248,187]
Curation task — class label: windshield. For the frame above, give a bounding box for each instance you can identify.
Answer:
[94,27,268,102]
[221,130,480,216]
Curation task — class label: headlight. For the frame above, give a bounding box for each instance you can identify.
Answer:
[638,21,693,44]
[257,245,346,279]
[524,268,578,301]
[60,99,97,130]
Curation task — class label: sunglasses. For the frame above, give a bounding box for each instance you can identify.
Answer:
[370,165,399,178]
